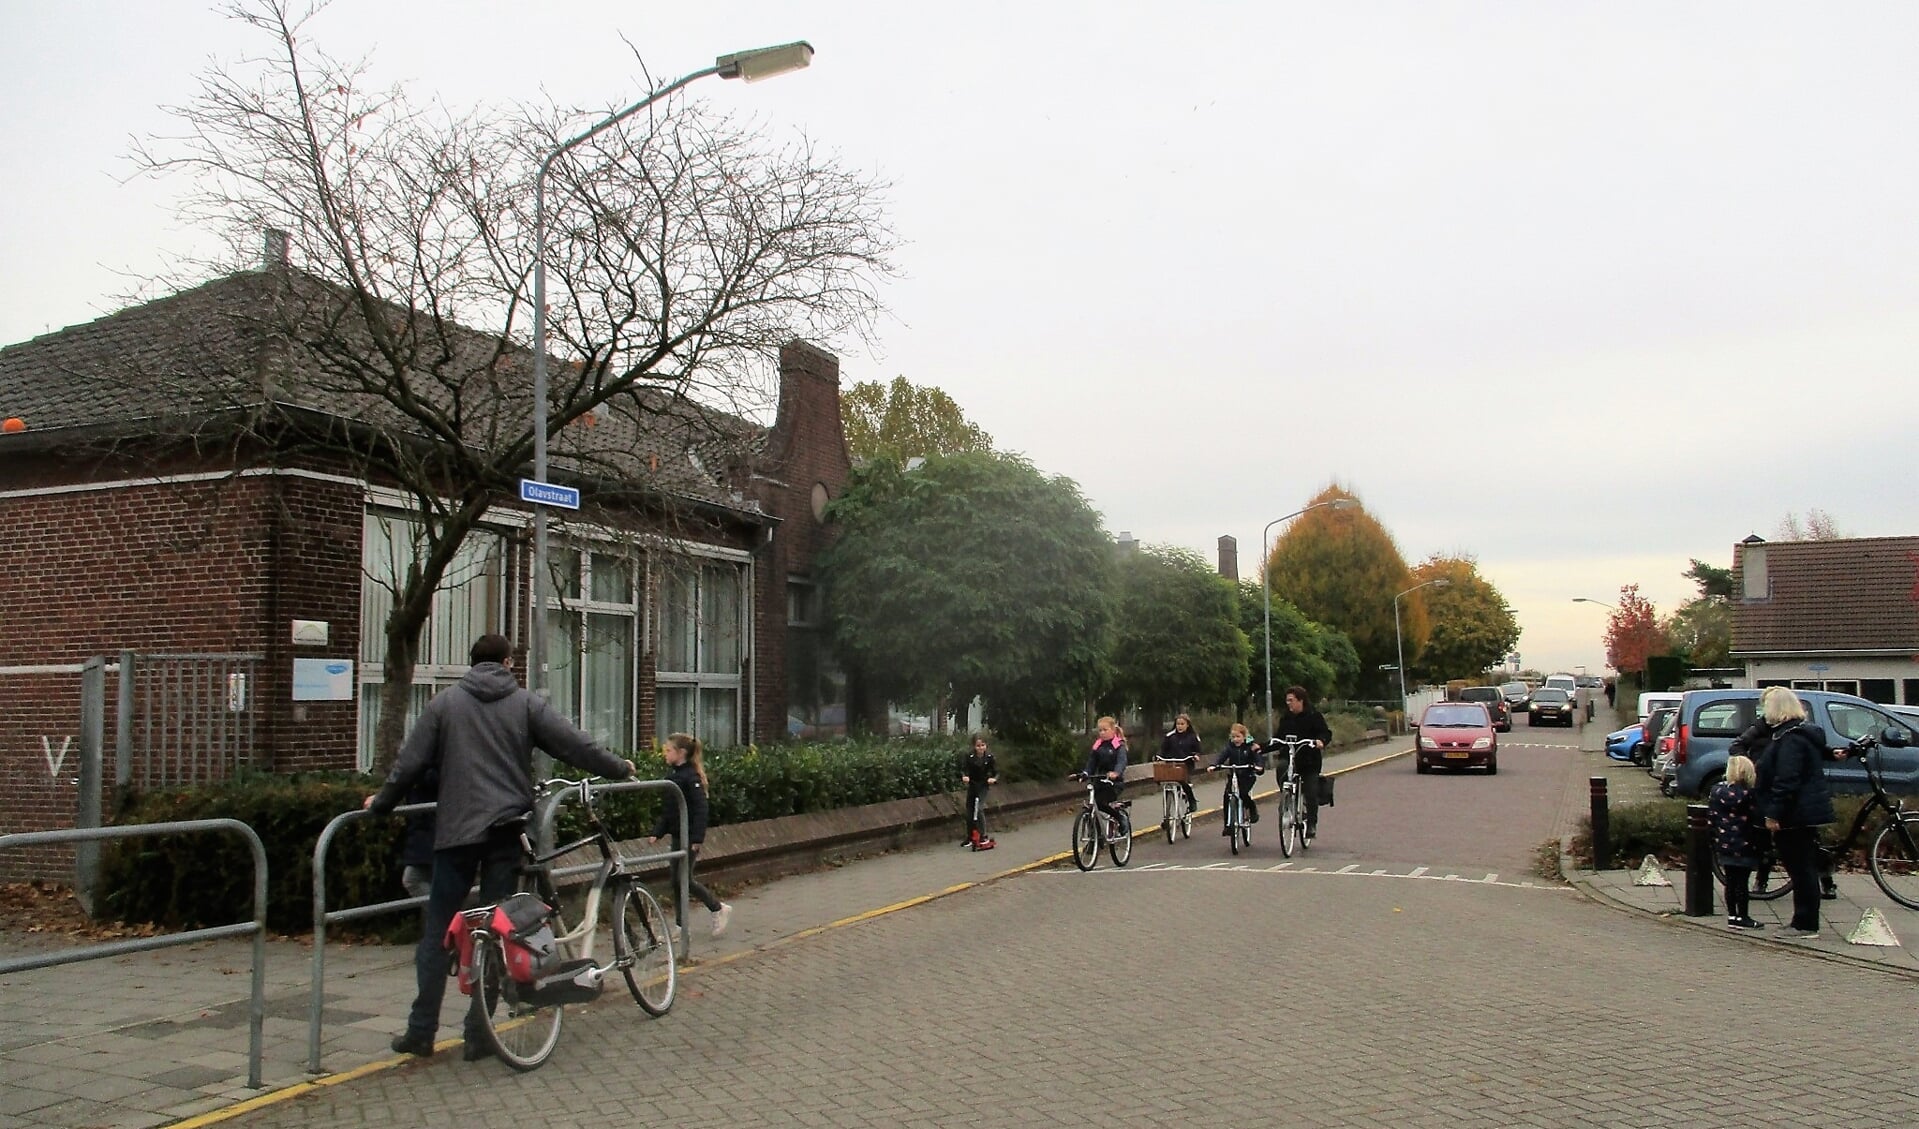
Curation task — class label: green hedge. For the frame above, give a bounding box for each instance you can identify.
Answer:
[99,733,1077,932]
[1570,795,1871,869]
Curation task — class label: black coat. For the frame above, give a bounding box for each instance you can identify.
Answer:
[648,761,712,846]
[1706,781,1763,866]
[961,749,997,790]
[1160,728,1203,761]
[1275,706,1334,775]
[1754,720,1835,829]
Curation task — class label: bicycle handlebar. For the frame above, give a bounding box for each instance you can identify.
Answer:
[1152,755,1198,764]
[1206,764,1265,775]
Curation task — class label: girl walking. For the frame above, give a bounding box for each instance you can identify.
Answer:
[648,733,733,939]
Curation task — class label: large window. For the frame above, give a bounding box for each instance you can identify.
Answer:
[545,548,639,750]
[655,560,746,747]
[358,511,506,771]
[786,579,846,739]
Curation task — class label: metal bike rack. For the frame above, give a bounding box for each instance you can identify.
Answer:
[307,781,690,1073]
[0,820,270,1088]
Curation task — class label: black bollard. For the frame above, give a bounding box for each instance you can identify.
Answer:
[1685,803,1715,917]
[1589,777,1610,870]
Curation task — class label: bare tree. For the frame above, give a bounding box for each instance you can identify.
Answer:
[129,0,895,770]
[1772,509,1844,541]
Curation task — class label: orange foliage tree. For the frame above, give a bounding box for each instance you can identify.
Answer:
[1603,585,1662,675]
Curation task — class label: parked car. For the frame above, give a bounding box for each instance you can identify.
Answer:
[1575,674,1603,690]
[1455,685,1512,731]
[1668,688,1919,798]
[1603,725,1641,762]
[1543,673,1578,699]
[1528,687,1576,727]
[1414,701,1498,774]
[1499,681,1533,711]
[1636,691,1683,725]
[1646,705,1680,791]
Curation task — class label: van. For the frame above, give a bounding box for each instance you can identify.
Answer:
[1636,691,1683,724]
[1544,673,1578,699]
[1668,688,1919,798]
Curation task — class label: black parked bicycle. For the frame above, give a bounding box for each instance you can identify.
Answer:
[1711,729,1919,909]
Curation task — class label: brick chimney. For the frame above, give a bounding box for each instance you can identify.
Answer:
[1217,535,1238,581]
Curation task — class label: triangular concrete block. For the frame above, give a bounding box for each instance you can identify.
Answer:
[1632,855,1671,887]
[1845,908,1901,947]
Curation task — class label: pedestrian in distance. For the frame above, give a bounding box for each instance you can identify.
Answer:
[1603,679,1616,710]
[1083,716,1129,826]
[364,633,636,1062]
[1160,713,1203,822]
[1752,686,1835,938]
[648,732,733,940]
[1275,686,1333,841]
[1708,754,1766,929]
[960,733,998,850]
[1212,722,1264,832]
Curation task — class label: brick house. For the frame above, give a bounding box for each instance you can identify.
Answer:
[1730,533,1919,705]
[0,244,852,879]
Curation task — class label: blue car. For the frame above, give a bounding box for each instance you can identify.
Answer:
[1604,725,1643,763]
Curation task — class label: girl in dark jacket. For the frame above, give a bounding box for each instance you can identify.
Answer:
[648,733,732,939]
[1211,722,1265,829]
[1753,688,1835,937]
[1160,714,1203,821]
[1083,717,1129,826]
[1707,754,1765,929]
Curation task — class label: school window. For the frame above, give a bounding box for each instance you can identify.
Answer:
[786,578,846,739]
[655,560,746,747]
[1858,679,1895,705]
[544,547,640,750]
[358,510,506,771]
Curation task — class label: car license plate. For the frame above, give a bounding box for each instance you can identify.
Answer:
[1443,751,1470,759]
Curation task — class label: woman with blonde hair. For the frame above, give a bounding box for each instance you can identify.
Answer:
[1752,687,1834,938]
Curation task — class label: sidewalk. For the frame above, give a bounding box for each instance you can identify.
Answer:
[1558,720,1919,978]
[0,740,1402,1129]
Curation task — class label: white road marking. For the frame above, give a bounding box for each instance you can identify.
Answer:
[1045,863,1571,893]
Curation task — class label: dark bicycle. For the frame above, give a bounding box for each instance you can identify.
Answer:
[1711,728,1919,909]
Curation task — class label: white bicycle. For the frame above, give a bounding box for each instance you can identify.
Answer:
[1152,755,1197,844]
[1268,736,1316,858]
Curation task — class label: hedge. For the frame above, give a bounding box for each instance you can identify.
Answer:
[98,732,1079,933]
[1568,795,1871,870]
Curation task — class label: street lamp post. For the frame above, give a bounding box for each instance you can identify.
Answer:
[1394,578,1451,715]
[1572,597,1615,610]
[1260,498,1358,738]
[527,42,814,710]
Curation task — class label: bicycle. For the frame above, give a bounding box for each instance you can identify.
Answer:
[1067,771,1133,870]
[456,777,679,1070]
[1207,761,1264,855]
[1710,729,1919,909]
[1153,755,1197,844]
[1268,736,1316,858]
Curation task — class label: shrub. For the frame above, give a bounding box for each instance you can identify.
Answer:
[1568,795,1871,869]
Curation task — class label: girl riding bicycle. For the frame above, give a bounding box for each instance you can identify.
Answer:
[1212,722,1264,829]
[1160,714,1202,823]
[1085,717,1129,826]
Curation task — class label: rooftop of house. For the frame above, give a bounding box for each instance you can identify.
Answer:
[1731,535,1919,654]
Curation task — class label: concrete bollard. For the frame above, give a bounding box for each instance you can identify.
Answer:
[1589,777,1610,870]
[1685,803,1715,917]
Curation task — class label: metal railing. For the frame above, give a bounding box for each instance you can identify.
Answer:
[306,780,689,1073]
[0,820,269,1088]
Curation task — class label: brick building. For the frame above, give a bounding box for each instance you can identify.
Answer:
[0,246,852,880]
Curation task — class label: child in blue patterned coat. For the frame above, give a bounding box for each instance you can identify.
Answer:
[1707,754,1765,930]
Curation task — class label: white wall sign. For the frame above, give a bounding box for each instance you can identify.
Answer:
[292,620,330,646]
[292,658,355,701]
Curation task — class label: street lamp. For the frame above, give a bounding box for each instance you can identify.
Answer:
[1394,578,1451,714]
[1572,597,1615,610]
[528,42,814,708]
[1260,498,1359,738]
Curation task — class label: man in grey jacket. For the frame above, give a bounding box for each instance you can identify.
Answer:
[365,633,635,1060]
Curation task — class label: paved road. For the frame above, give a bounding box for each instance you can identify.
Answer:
[215,722,1919,1128]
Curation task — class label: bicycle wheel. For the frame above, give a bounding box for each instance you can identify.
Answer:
[469,932,564,1072]
[613,880,677,1015]
[1109,811,1133,866]
[1227,793,1241,856]
[1179,795,1193,840]
[1072,810,1099,871]
[1869,815,1919,910]
[1277,787,1296,859]
[1162,789,1176,845]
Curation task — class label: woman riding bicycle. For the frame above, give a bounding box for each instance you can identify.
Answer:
[1160,714,1203,820]
[1085,716,1129,826]
[1211,722,1264,830]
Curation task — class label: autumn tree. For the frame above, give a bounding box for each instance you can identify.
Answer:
[1406,555,1520,684]
[817,452,1112,740]
[131,2,895,769]
[1264,484,1418,697]
[841,376,992,464]
[1603,585,1663,675]
[1105,546,1249,726]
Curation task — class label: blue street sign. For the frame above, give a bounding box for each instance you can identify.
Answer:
[519,478,581,510]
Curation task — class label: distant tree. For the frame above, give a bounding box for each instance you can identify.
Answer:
[1264,484,1419,696]
[1662,599,1732,669]
[817,451,1111,739]
[1683,559,1734,599]
[1234,583,1357,730]
[1406,555,1521,684]
[1773,509,1844,541]
[841,376,992,464]
[1106,547,1248,723]
[1603,585,1663,675]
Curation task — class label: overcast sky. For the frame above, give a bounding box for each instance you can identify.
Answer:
[4,1,1915,678]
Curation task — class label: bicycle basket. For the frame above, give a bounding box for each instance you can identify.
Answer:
[1152,761,1191,783]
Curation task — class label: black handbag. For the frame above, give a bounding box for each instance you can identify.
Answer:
[1317,775,1335,807]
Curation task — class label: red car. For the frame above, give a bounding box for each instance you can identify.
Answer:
[1415,702,1499,775]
